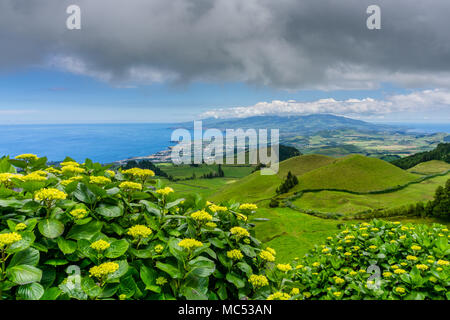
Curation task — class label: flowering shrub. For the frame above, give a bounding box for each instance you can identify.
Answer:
[0,154,448,300]
[263,220,449,300]
[0,154,272,300]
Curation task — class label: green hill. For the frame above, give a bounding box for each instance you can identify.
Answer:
[407,160,450,175]
[210,154,336,202]
[291,154,419,193]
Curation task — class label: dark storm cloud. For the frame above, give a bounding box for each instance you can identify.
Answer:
[1,0,450,89]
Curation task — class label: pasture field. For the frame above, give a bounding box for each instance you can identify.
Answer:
[157,163,254,180]
[408,160,450,175]
[292,173,450,215]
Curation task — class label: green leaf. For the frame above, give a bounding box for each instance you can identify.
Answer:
[9,248,40,267]
[96,202,123,218]
[187,256,215,278]
[81,276,102,298]
[41,287,62,300]
[73,183,97,204]
[57,237,77,255]
[105,239,129,258]
[106,260,129,282]
[17,283,45,300]
[156,261,183,279]
[7,265,43,285]
[7,232,35,253]
[226,272,245,289]
[44,259,69,266]
[140,266,161,293]
[67,221,103,240]
[38,219,65,239]
[236,262,253,276]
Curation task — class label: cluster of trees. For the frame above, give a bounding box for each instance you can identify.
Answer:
[120,160,168,177]
[201,164,225,179]
[391,143,450,169]
[425,178,450,219]
[276,171,298,194]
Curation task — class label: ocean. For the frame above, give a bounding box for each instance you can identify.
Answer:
[0,122,448,164]
[0,123,177,163]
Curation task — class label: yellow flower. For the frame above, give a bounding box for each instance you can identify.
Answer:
[119,181,142,191]
[295,264,304,269]
[399,235,406,240]
[248,274,269,288]
[437,259,449,266]
[390,240,397,244]
[127,225,152,238]
[155,187,174,195]
[105,170,116,178]
[22,172,47,182]
[0,232,22,247]
[416,264,429,271]
[89,176,111,185]
[15,154,38,161]
[156,277,168,285]
[70,208,88,219]
[259,250,275,262]
[368,245,377,250]
[191,210,213,222]
[154,244,164,253]
[267,292,291,300]
[227,249,244,260]
[361,233,369,237]
[277,264,292,272]
[406,255,418,261]
[326,237,332,240]
[371,228,379,232]
[239,203,258,211]
[89,262,119,279]
[383,272,393,278]
[90,240,111,251]
[60,161,80,167]
[15,223,27,231]
[333,277,345,285]
[205,222,217,228]
[61,176,83,186]
[332,292,342,298]
[349,271,357,276]
[34,188,67,202]
[45,167,62,175]
[303,292,311,298]
[344,252,352,256]
[62,165,86,175]
[322,248,330,253]
[178,238,203,250]
[400,262,407,266]
[391,265,399,269]
[411,245,422,251]
[122,168,155,180]
[394,268,406,274]
[230,227,250,238]
[290,288,300,295]
[437,267,443,272]
[119,294,127,300]
[236,213,248,221]
[208,204,228,212]
[312,262,320,268]
[395,287,406,294]
[265,247,276,255]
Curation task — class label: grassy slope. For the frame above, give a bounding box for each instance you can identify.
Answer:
[293,173,450,214]
[407,160,450,175]
[253,207,450,263]
[210,155,335,203]
[291,154,420,193]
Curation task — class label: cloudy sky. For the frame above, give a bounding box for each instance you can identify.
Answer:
[0,0,449,123]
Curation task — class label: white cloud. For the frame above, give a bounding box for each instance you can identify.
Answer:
[200,89,450,119]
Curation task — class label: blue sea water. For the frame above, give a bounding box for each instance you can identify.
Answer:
[0,123,177,163]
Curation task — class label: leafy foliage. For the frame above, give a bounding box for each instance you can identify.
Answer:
[392,143,450,170]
